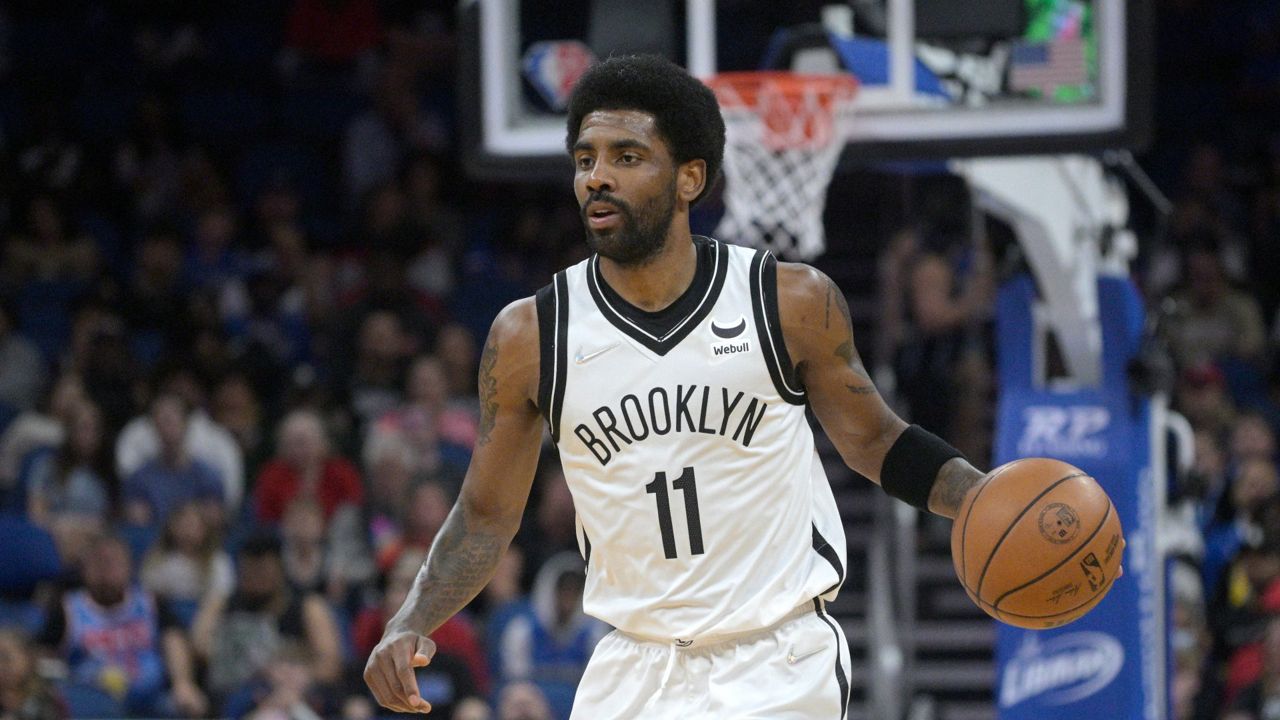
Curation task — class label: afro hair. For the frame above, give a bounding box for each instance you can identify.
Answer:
[565,55,725,205]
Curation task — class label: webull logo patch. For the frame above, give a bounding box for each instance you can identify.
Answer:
[712,340,751,357]
[999,632,1124,708]
[1017,406,1109,459]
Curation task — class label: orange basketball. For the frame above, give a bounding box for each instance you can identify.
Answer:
[950,458,1124,630]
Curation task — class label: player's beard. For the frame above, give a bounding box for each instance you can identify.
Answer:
[581,181,677,267]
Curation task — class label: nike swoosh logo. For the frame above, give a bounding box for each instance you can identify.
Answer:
[574,342,620,365]
[786,647,824,664]
[711,317,746,339]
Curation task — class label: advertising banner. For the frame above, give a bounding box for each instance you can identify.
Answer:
[993,275,1165,720]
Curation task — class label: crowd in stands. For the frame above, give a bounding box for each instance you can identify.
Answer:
[0,2,599,718]
[0,0,1278,719]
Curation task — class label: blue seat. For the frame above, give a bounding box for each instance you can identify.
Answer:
[0,598,46,636]
[0,515,61,595]
[18,278,88,365]
[120,523,159,567]
[58,682,125,719]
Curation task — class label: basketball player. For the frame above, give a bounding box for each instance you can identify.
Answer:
[365,55,987,718]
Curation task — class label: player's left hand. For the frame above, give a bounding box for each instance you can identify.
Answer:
[364,629,437,714]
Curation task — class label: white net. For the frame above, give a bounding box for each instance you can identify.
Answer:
[709,73,857,261]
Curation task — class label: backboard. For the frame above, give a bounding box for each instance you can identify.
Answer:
[459,0,1152,179]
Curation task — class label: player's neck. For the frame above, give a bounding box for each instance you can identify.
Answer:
[597,227,697,313]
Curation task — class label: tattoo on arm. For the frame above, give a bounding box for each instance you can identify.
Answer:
[928,457,987,518]
[829,278,880,394]
[476,332,499,446]
[398,504,507,635]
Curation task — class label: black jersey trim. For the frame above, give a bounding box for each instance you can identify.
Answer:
[812,523,845,596]
[535,272,570,442]
[586,239,728,356]
[814,599,851,720]
[750,250,806,405]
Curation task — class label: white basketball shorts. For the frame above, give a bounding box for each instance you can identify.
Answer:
[569,600,852,720]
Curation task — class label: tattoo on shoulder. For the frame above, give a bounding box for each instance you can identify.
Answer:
[476,332,499,446]
[825,276,852,330]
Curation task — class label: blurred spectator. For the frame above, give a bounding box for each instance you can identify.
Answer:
[122,393,225,530]
[116,369,245,511]
[495,681,553,720]
[376,479,452,575]
[1204,460,1280,600]
[238,646,324,720]
[1224,613,1280,720]
[119,226,188,368]
[25,400,111,566]
[254,409,363,525]
[175,149,232,221]
[0,374,85,491]
[436,324,479,402]
[882,228,993,442]
[2,195,98,288]
[488,553,606,720]
[280,497,373,605]
[453,696,493,720]
[1233,413,1278,464]
[1177,363,1238,438]
[351,550,488,711]
[211,374,268,476]
[1166,247,1267,369]
[402,153,463,299]
[1169,562,1208,720]
[38,535,206,717]
[112,95,183,226]
[343,310,409,437]
[368,354,478,480]
[0,300,47,413]
[360,430,414,571]
[0,629,65,720]
[517,469,580,588]
[225,226,316,391]
[343,63,447,202]
[1180,144,1248,241]
[185,205,250,294]
[191,534,342,709]
[140,501,234,627]
[65,306,139,435]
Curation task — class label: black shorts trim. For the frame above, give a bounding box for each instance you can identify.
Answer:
[812,523,845,597]
[813,599,850,720]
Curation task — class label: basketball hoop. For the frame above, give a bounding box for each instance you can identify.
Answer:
[707,72,858,260]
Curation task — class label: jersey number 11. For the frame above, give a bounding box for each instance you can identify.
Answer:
[645,466,704,559]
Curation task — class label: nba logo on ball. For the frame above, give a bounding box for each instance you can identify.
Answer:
[522,41,596,110]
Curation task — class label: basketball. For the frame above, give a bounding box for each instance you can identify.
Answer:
[950,458,1124,630]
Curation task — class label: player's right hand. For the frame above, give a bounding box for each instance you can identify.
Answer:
[364,629,437,714]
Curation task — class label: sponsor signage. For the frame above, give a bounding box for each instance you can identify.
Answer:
[994,276,1166,720]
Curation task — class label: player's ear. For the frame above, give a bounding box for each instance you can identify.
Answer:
[676,159,706,204]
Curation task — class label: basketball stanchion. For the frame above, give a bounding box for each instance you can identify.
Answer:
[706,72,858,261]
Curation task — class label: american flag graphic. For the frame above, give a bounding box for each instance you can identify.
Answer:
[1008,37,1089,95]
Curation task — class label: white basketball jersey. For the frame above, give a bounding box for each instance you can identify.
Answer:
[534,237,846,641]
